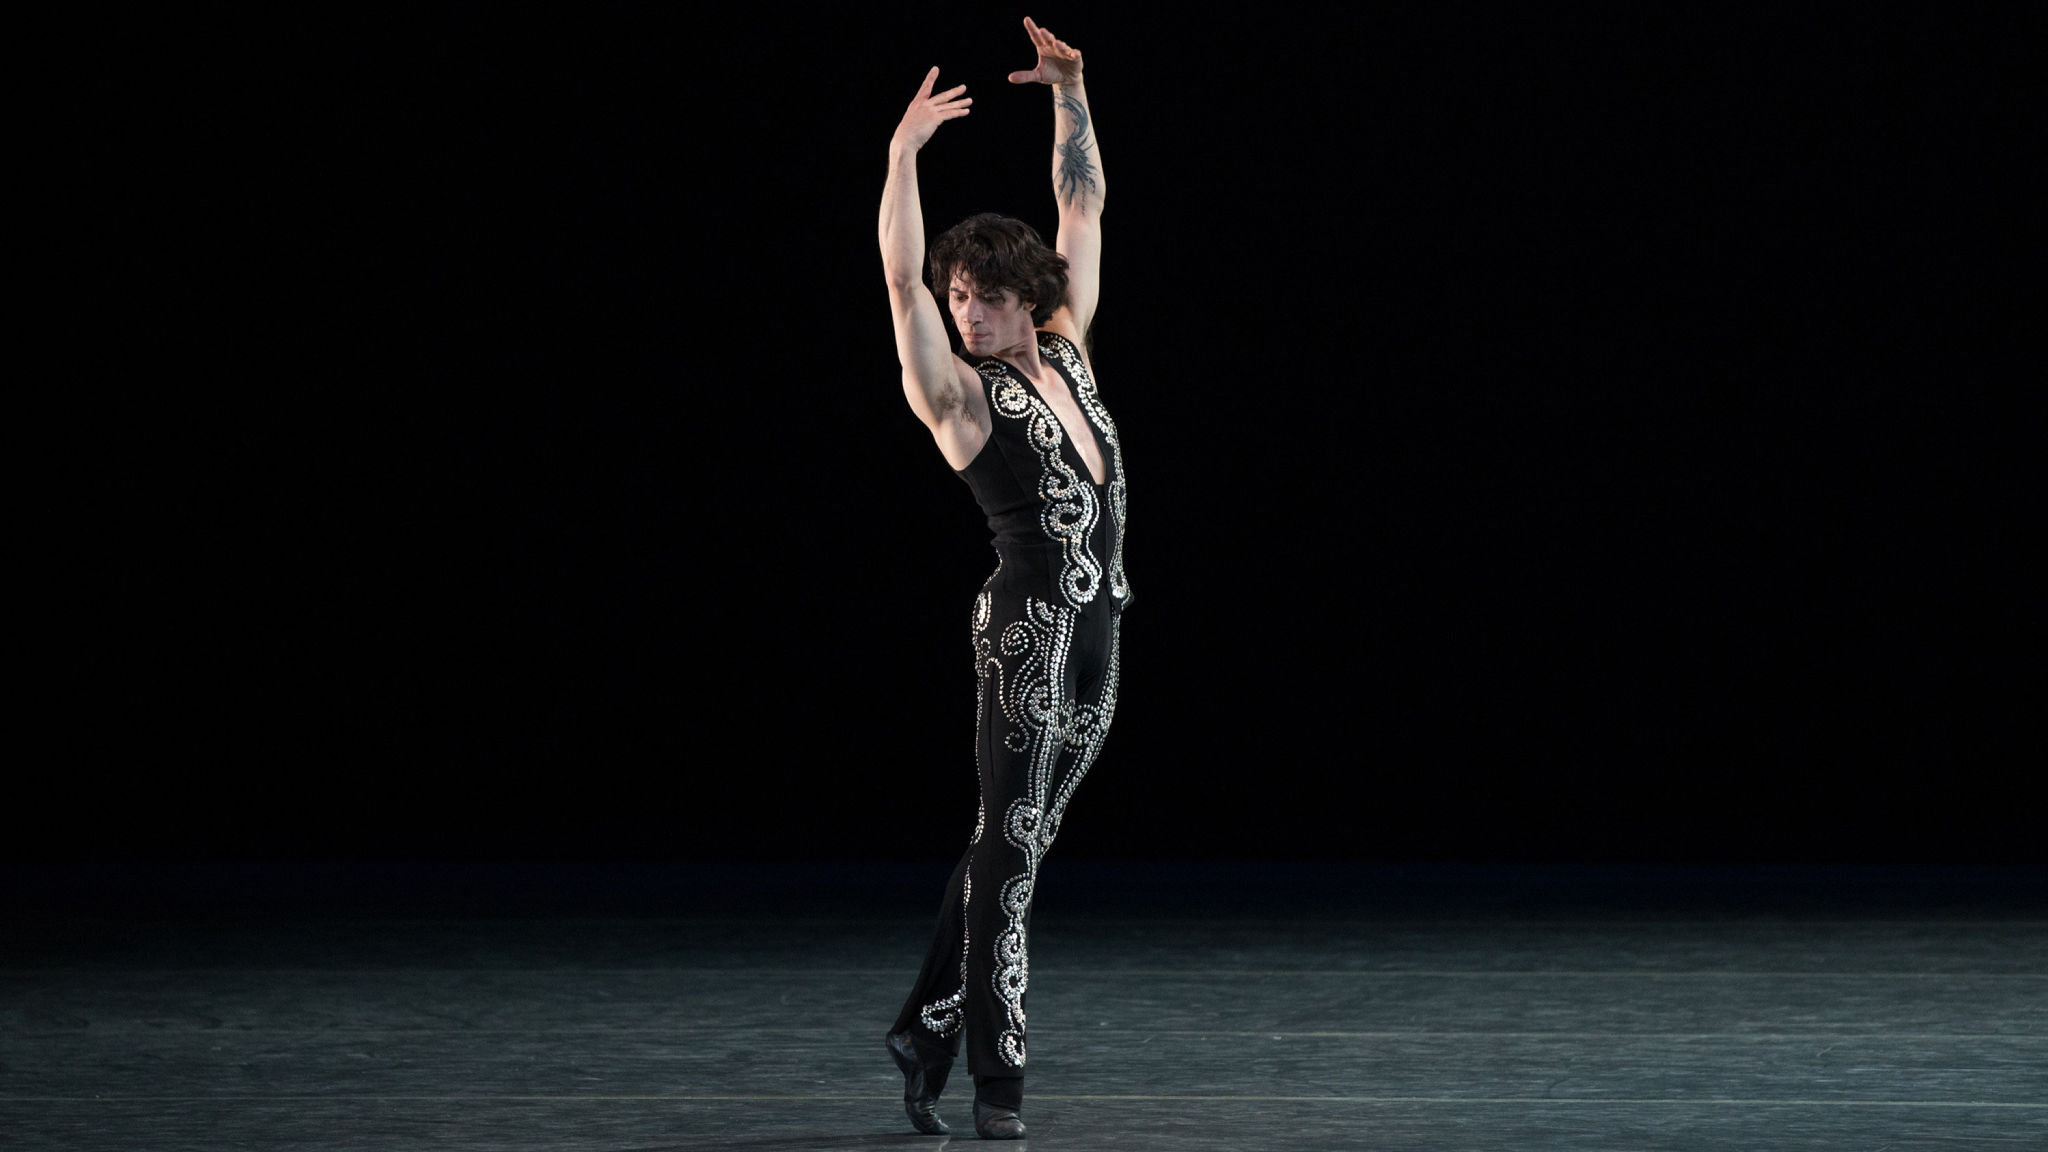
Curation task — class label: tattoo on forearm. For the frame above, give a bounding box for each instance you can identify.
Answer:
[1054,88,1099,209]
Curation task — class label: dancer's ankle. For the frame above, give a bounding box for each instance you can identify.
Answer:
[973,1073,1023,1110]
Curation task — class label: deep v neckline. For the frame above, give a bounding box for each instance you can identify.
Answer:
[1005,346,1108,487]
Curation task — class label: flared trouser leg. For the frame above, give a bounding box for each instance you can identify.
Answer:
[893,589,1122,1083]
[891,847,971,1054]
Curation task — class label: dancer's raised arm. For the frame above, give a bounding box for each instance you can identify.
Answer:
[879,67,986,466]
[1009,17,1104,344]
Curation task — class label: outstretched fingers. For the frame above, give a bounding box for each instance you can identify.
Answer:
[913,69,970,112]
[897,67,970,148]
[915,67,972,100]
[929,82,972,118]
[1025,17,1077,59]
[1011,16,1081,84]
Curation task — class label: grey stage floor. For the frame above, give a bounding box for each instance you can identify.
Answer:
[4,861,2046,1150]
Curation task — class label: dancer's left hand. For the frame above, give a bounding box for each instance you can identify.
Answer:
[1007,17,1083,86]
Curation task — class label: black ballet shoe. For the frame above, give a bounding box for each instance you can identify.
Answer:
[973,1099,1027,1140]
[885,1031,953,1135]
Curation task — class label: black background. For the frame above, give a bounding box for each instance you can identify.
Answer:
[42,6,2033,868]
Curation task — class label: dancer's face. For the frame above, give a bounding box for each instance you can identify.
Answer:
[948,273,1035,356]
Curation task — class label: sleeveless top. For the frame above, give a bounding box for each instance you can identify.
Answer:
[956,330,1131,614]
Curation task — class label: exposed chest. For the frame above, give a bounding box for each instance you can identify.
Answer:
[1026,372,1107,486]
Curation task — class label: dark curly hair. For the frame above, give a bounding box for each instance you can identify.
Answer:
[928,213,1069,326]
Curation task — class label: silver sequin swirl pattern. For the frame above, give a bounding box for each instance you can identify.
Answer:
[976,362,1103,607]
[1041,333,1130,606]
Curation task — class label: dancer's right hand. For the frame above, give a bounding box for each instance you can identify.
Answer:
[892,67,971,152]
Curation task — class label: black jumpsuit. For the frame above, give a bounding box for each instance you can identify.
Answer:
[891,329,1131,1086]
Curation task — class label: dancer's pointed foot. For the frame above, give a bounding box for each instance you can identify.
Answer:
[886,1031,953,1135]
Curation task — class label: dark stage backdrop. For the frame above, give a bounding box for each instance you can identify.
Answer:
[42,7,2031,867]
